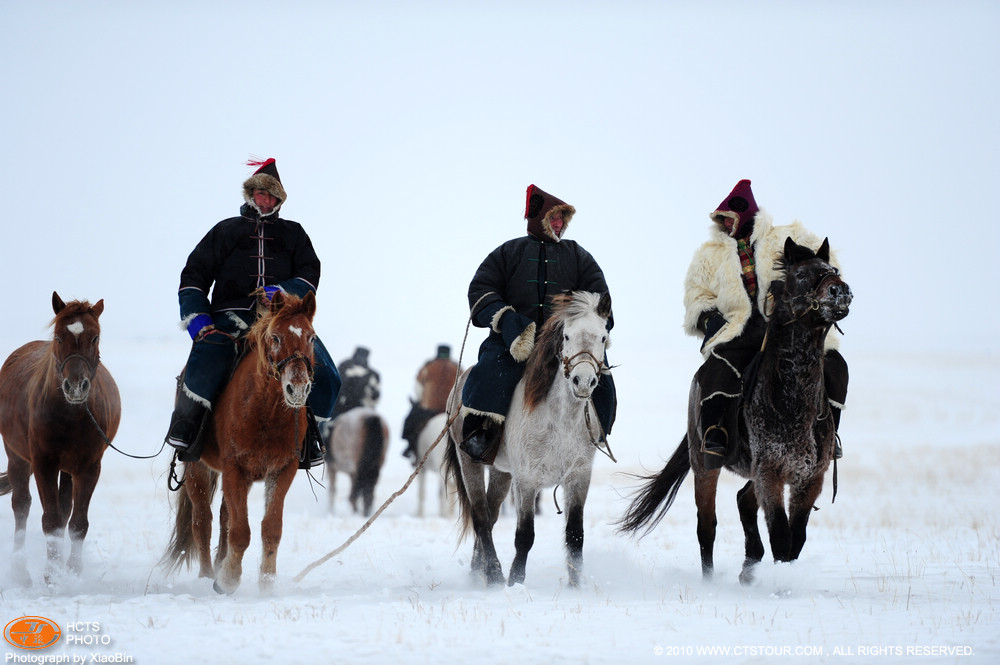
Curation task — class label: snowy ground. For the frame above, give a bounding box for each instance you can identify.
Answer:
[1,341,997,664]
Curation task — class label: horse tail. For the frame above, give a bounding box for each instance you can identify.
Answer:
[0,471,10,497]
[159,468,219,574]
[350,415,386,508]
[616,435,691,537]
[443,426,473,541]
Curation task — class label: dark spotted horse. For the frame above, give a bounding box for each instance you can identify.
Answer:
[618,238,852,584]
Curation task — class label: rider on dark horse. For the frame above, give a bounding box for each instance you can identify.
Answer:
[331,346,381,419]
[459,185,617,464]
[684,179,849,469]
[165,158,341,468]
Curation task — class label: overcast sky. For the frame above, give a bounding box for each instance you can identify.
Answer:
[3,1,996,378]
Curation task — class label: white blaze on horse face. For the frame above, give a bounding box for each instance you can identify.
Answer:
[288,325,303,338]
[66,321,85,338]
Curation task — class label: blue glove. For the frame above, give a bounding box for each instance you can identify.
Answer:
[262,286,281,301]
[186,314,213,341]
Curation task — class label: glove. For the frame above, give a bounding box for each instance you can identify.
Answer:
[186,314,213,341]
[700,310,726,341]
[262,286,281,301]
[500,311,536,362]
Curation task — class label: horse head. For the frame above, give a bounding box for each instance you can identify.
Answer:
[50,291,104,404]
[774,237,852,328]
[525,291,611,409]
[252,290,317,408]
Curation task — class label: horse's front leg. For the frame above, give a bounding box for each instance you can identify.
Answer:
[787,474,825,561]
[32,460,67,580]
[756,468,792,562]
[693,469,721,579]
[259,465,296,591]
[66,463,101,574]
[508,483,537,586]
[214,470,252,594]
[736,480,764,585]
[562,474,591,587]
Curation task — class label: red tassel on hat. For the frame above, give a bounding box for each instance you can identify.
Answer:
[246,157,276,172]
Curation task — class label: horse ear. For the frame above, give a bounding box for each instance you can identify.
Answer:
[269,290,286,313]
[596,292,612,320]
[816,237,831,263]
[783,236,813,265]
[52,291,66,315]
[302,290,317,319]
[91,299,105,318]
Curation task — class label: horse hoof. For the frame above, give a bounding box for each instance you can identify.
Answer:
[213,579,236,595]
[739,569,756,586]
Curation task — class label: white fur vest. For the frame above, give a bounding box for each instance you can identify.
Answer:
[683,211,842,357]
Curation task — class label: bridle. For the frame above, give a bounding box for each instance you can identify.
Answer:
[56,352,97,378]
[268,350,314,382]
[560,350,606,378]
[781,268,844,328]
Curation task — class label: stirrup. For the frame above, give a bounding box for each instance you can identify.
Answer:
[701,425,728,470]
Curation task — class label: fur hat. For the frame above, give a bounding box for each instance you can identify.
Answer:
[525,184,575,242]
[242,158,287,212]
[711,179,758,238]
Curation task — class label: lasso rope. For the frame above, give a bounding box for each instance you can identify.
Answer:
[293,293,492,583]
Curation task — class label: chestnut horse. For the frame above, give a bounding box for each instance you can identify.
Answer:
[444,291,613,586]
[161,291,318,594]
[0,292,121,581]
[618,238,852,584]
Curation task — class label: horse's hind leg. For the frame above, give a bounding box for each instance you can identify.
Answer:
[788,475,825,560]
[5,455,32,551]
[736,480,764,585]
[693,470,721,579]
[184,463,216,579]
[463,460,507,585]
[507,483,537,586]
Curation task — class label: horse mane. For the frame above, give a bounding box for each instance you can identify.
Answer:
[49,299,98,328]
[522,292,604,412]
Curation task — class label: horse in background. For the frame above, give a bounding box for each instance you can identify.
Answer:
[324,406,389,516]
[618,238,852,584]
[0,292,121,582]
[401,399,453,518]
[161,291,317,594]
[445,291,613,587]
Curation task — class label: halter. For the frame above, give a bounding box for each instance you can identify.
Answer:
[268,350,314,381]
[56,352,97,377]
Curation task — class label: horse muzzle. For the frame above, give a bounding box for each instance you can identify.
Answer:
[61,377,91,404]
[822,280,853,321]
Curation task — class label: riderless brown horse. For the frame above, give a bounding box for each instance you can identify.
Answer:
[161,290,318,594]
[619,238,852,584]
[0,292,120,582]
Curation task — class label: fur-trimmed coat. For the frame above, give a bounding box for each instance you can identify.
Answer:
[178,204,321,324]
[684,211,841,357]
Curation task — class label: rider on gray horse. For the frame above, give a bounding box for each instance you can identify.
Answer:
[683,179,849,470]
[459,185,617,464]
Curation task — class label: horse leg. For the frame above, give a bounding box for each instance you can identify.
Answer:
[462,460,506,585]
[756,468,792,562]
[66,463,101,574]
[259,465,296,591]
[215,493,230,572]
[693,469,721,579]
[5,454,32,551]
[787,475,825,560]
[215,470,252,594]
[736,480,764,585]
[562,475,591,587]
[184,462,216,579]
[57,471,73,530]
[507,483,536,586]
[32,461,67,579]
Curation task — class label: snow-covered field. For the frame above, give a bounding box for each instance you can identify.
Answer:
[1,340,996,664]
